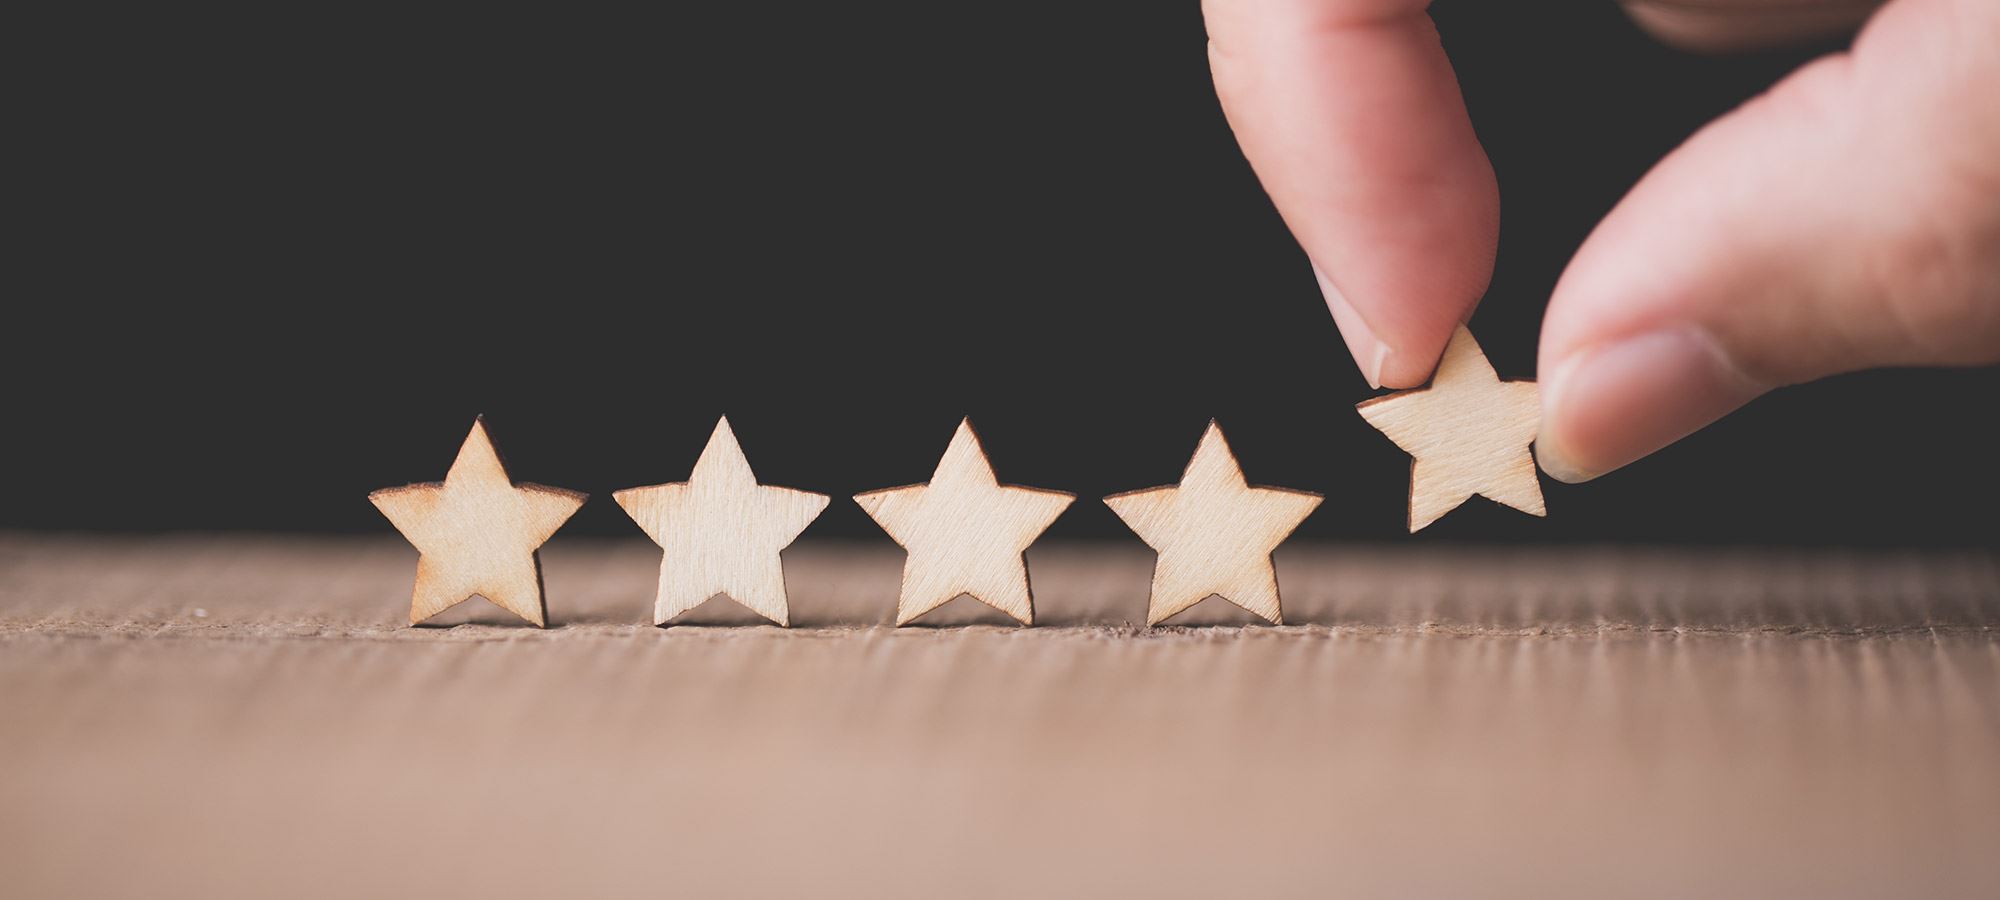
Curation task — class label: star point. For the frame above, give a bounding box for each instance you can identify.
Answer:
[1181,420,1250,489]
[1105,422,1321,625]
[855,418,1074,626]
[1356,325,1546,532]
[613,416,829,626]
[369,418,586,627]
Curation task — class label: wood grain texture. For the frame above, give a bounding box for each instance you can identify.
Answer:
[1,535,1997,900]
[367,417,586,626]
[8,535,1995,633]
[613,417,828,626]
[1357,325,1545,532]
[854,418,1073,625]
[1104,422,1322,625]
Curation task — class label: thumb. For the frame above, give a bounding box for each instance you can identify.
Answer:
[1536,0,2000,483]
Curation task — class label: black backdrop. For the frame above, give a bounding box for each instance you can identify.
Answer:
[10,2,1996,545]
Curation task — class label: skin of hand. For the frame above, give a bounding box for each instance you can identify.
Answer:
[1205,0,2000,483]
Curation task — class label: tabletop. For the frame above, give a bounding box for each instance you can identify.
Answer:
[3,534,1996,898]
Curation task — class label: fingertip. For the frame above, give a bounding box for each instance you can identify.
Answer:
[1314,259,1481,390]
[1532,441,1597,485]
[1375,328,1462,389]
[1537,327,1766,482]
[1313,261,1393,389]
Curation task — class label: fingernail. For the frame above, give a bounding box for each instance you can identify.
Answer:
[1311,261,1391,390]
[1535,327,1765,483]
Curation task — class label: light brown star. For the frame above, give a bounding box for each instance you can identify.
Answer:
[613,417,829,626]
[1104,422,1322,625]
[369,417,587,626]
[854,419,1074,626]
[1356,325,1545,532]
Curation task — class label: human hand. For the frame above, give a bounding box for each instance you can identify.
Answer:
[1204,0,2000,482]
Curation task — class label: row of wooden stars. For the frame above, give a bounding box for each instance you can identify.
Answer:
[370,327,1544,628]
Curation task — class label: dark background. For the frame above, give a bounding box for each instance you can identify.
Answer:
[10,3,1996,545]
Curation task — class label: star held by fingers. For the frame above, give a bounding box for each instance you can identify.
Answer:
[854,419,1074,626]
[1357,325,1545,532]
[1104,422,1322,626]
[369,417,587,627]
[613,417,829,626]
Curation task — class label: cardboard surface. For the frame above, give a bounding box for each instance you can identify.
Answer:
[2,535,1997,898]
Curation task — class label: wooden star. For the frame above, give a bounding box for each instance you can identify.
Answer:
[1356,325,1545,532]
[369,418,587,626]
[1104,422,1322,625]
[854,419,1074,626]
[613,417,829,626]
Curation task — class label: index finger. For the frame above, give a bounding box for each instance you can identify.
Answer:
[1205,0,1498,388]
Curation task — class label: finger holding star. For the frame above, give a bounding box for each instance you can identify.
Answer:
[1357,325,1545,533]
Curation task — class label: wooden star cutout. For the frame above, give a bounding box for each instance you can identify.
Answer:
[1104,422,1322,625]
[613,417,829,626]
[1356,325,1546,532]
[369,418,587,627]
[854,419,1074,626]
